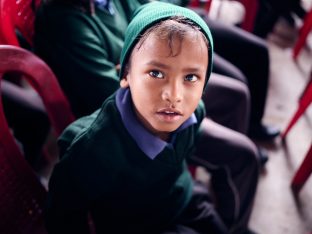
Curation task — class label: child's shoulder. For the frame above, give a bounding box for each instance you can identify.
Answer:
[58,95,119,157]
[57,109,99,155]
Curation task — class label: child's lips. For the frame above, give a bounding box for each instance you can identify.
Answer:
[156,108,183,122]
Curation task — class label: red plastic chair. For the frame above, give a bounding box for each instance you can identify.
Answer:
[0,91,47,234]
[293,7,312,60]
[282,72,312,195]
[0,0,41,46]
[0,104,47,234]
[0,45,75,135]
[238,0,258,32]
[0,44,75,233]
[291,145,312,195]
[282,75,312,139]
[0,0,75,130]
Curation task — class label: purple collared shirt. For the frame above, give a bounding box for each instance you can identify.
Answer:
[116,88,197,160]
[94,0,114,14]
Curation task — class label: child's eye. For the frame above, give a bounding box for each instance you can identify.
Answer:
[185,74,198,82]
[149,70,164,79]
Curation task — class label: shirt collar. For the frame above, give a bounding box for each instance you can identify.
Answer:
[94,0,114,14]
[116,88,197,160]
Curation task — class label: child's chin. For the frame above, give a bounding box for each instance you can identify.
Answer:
[155,126,180,135]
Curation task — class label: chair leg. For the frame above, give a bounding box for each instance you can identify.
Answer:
[281,76,312,138]
[293,8,312,60]
[291,144,312,195]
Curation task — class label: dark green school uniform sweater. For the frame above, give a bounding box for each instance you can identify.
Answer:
[34,0,141,117]
[46,90,205,233]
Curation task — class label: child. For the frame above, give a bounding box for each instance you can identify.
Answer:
[46,2,238,234]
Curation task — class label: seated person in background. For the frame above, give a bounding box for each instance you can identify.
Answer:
[205,18,278,140]
[185,0,280,140]
[253,0,307,38]
[45,3,258,233]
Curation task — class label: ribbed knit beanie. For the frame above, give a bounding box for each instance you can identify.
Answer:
[119,1,214,89]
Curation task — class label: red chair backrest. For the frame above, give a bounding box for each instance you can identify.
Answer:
[0,48,48,233]
[0,45,75,233]
[0,45,75,134]
[0,94,47,234]
[0,0,41,46]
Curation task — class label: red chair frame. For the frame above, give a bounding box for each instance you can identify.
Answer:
[0,0,41,46]
[291,145,312,195]
[0,45,75,233]
[282,72,312,195]
[0,45,75,134]
[293,7,312,60]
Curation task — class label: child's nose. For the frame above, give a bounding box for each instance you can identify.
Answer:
[162,81,182,104]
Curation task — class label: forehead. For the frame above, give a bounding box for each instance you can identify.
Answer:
[136,31,207,55]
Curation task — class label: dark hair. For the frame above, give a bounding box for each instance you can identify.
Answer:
[138,16,208,55]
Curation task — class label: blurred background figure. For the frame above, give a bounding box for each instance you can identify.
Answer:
[253,0,307,38]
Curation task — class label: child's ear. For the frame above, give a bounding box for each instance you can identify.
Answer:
[120,75,129,88]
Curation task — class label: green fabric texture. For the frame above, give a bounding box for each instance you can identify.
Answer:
[119,1,214,88]
[47,93,206,233]
[34,0,141,117]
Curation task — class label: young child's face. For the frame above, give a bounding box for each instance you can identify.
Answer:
[121,27,208,141]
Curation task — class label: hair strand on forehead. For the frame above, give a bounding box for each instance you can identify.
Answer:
[136,16,209,57]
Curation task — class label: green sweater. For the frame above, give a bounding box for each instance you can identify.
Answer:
[34,0,190,117]
[46,91,205,233]
[34,0,141,117]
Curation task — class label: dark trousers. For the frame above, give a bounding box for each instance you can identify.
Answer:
[199,70,258,233]
[204,73,250,134]
[205,17,269,130]
[160,181,229,234]
[191,118,260,234]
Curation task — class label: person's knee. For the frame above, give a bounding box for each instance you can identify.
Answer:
[206,74,250,109]
[229,80,250,111]
[229,134,260,174]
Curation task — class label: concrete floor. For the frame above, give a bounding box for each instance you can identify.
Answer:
[248,17,312,234]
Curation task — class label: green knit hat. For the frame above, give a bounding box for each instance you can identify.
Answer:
[119,1,214,89]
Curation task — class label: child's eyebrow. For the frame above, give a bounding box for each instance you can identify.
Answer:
[145,61,205,73]
[145,61,170,69]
